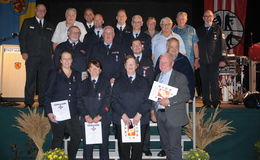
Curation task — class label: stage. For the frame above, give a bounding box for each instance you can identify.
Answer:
[0,100,259,160]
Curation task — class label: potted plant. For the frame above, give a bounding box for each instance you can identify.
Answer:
[184,148,210,160]
[42,148,68,160]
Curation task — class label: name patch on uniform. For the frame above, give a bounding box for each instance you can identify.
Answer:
[111,51,119,54]
[46,27,53,31]
[29,26,35,29]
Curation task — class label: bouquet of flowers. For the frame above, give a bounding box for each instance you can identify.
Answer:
[183,148,210,160]
[42,148,68,160]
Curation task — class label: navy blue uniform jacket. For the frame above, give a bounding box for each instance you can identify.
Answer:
[78,75,111,124]
[111,74,151,125]
[54,40,88,72]
[155,53,195,99]
[44,69,81,116]
[89,41,125,80]
[83,30,103,52]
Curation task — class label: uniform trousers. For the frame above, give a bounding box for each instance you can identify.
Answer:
[114,123,148,160]
[50,115,81,160]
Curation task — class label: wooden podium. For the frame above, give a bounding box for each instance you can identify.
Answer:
[0,45,25,101]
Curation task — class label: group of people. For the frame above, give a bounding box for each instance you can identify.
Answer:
[19,3,226,160]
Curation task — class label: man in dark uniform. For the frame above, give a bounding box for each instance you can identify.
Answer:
[54,26,88,75]
[124,15,152,57]
[130,39,154,156]
[83,13,104,52]
[83,8,95,33]
[89,26,125,85]
[114,9,131,46]
[19,3,54,108]
[196,10,226,108]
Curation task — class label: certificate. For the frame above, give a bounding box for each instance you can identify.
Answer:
[85,122,103,144]
[148,81,178,102]
[121,119,141,143]
[51,100,71,121]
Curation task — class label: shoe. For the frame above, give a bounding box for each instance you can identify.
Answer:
[157,149,166,157]
[143,150,152,156]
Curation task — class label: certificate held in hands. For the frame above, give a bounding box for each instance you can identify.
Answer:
[51,100,71,121]
[148,81,178,102]
[121,119,141,143]
[85,122,103,145]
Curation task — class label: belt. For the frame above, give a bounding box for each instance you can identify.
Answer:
[157,109,165,112]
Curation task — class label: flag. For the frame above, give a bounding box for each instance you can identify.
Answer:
[0,0,36,45]
[204,0,247,56]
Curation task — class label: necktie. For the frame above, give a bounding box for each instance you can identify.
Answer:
[89,25,92,28]
[97,31,100,38]
[72,42,76,49]
[159,73,165,83]
[129,76,133,83]
[106,44,110,55]
[135,33,138,38]
[120,26,123,31]
[136,56,140,62]
[92,79,96,88]
[39,20,43,28]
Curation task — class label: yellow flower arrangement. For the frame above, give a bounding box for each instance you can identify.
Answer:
[42,148,68,160]
[184,148,210,160]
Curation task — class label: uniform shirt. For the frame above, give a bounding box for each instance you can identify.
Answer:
[54,40,88,72]
[196,23,226,64]
[89,41,125,80]
[78,75,111,124]
[172,25,199,63]
[44,69,81,116]
[51,21,87,44]
[111,74,151,125]
[152,31,186,66]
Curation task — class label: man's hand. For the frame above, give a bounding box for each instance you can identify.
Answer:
[219,61,226,67]
[48,113,57,123]
[21,53,28,61]
[194,59,200,69]
[159,98,170,107]
[150,110,157,123]
[85,115,93,123]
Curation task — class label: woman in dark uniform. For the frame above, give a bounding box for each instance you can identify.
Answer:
[78,60,111,160]
[44,51,81,160]
[111,55,151,160]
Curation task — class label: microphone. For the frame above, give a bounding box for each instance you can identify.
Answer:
[11,32,19,38]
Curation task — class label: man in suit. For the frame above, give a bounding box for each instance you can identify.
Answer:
[151,53,190,160]
[89,26,125,85]
[83,8,95,33]
[83,13,104,52]
[19,3,54,108]
[123,15,152,57]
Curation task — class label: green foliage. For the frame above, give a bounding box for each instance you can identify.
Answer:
[184,148,210,160]
[42,148,68,160]
[255,140,260,159]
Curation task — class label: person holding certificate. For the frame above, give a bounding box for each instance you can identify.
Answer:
[44,51,81,160]
[111,55,151,160]
[78,60,111,160]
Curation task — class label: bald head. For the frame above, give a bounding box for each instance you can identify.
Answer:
[159,53,174,73]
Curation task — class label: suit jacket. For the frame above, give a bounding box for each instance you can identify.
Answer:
[114,24,131,45]
[155,53,195,99]
[84,23,95,33]
[19,17,54,57]
[155,70,190,127]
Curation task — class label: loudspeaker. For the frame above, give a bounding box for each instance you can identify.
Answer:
[243,92,260,108]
